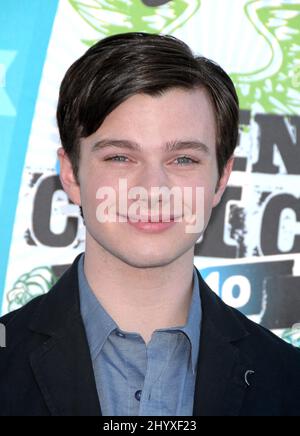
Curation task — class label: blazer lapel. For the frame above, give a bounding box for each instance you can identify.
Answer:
[193,269,253,416]
[29,254,101,416]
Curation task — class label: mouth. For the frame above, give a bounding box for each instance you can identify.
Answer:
[115,212,183,233]
[121,214,181,223]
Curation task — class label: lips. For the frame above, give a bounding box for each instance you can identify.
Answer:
[119,214,181,223]
[130,216,175,223]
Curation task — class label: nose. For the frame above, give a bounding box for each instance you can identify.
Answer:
[134,163,171,209]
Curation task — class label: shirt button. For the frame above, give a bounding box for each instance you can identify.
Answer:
[135,390,142,401]
[116,330,126,338]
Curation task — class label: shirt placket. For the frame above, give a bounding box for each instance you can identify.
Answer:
[120,332,147,416]
[139,332,174,416]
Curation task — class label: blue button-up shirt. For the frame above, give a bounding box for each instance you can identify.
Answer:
[78,254,201,416]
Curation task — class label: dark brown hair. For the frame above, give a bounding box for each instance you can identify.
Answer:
[57,32,239,181]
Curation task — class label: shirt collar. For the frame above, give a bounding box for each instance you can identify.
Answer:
[78,253,202,375]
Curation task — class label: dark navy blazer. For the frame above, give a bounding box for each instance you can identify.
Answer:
[1,253,300,416]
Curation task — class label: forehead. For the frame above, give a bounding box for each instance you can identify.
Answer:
[85,87,217,151]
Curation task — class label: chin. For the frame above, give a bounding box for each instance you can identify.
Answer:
[110,242,192,269]
[116,255,177,269]
[88,226,196,267]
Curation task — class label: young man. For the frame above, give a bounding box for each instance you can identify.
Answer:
[1,32,300,417]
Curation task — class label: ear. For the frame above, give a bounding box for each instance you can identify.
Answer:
[57,147,81,206]
[212,156,235,208]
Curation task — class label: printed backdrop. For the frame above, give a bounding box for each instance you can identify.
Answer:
[1,0,300,347]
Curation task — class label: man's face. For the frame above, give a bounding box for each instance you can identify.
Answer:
[60,87,233,268]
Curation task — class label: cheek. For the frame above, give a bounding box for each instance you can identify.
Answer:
[185,178,217,229]
[203,188,217,224]
[187,169,217,206]
[199,164,219,214]
[80,170,117,218]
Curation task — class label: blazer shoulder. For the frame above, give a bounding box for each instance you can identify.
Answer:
[0,294,48,352]
[0,253,82,339]
[227,299,300,362]
[198,268,300,364]
[0,294,46,329]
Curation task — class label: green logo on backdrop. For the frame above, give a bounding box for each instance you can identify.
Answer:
[231,0,300,115]
[69,0,201,44]
[69,0,300,115]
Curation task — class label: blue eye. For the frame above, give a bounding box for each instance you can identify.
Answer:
[104,155,199,165]
[175,156,198,165]
[105,155,129,162]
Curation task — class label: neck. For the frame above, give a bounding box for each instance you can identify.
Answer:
[83,233,195,344]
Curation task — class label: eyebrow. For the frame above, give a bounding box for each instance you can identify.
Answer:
[91,138,210,155]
